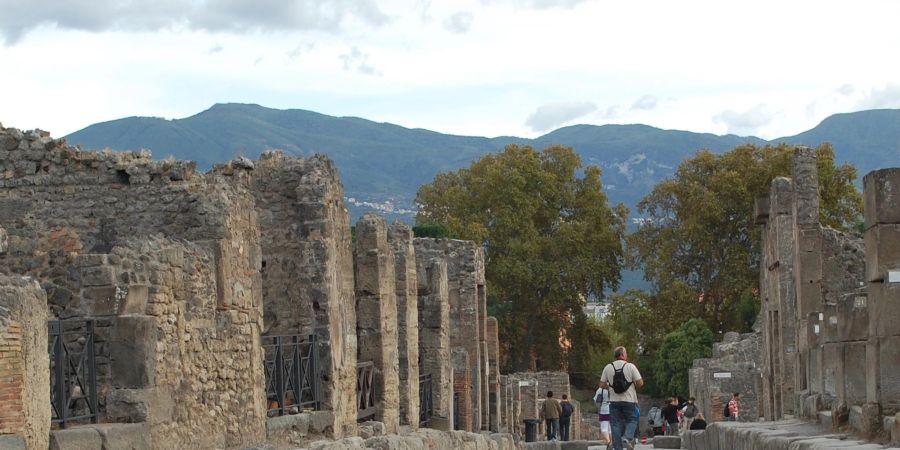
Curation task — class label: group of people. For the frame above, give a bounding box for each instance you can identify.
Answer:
[538,391,576,441]
[589,346,742,450]
[649,396,708,436]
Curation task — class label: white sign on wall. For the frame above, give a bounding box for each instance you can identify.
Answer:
[713,372,732,379]
[888,271,900,283]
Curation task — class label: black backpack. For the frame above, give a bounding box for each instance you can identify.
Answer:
[561,401,574,418]
[723,400,731,417]
[610,362,633,394]
[684,403,698,418]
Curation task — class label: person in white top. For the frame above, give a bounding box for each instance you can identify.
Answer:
[599,346,643,450]
[593,383,612,445]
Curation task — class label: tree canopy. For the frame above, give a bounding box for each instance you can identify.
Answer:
[627,143,862,334]
[416,144,627,372]
[651,319,715,397]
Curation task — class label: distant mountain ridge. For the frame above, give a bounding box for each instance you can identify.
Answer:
[65,104,900,222]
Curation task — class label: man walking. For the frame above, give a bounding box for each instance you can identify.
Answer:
[559,394,575,441]
[600,346,643,450]
[541,391,562,441]
[681,397,699,432]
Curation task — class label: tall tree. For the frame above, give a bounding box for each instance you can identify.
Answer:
[416,144,627,372]
[627,143,862,333]
[652,319,715,397]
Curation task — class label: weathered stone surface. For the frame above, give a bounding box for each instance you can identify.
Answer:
[651,435,681,448]
[0,225,7,254]
[0,275,49,450]
[49,427,102,450]
[94,423,151,450]
[355,214,401,433]
[415,257,452,430]
[388,222,420,429]
[109,314,157,388]
[863,168,900,228]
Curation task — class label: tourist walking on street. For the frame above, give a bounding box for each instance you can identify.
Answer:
[681,397,699,432]
[594,383,612,445]
[559,394,575,441]
[541,390,562,441]
[662,397,679,435]
[600,346,643,450]
[726,392,741,421]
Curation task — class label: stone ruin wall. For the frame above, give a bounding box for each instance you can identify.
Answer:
[251,152,358,437]
[0,275,50,450]
[0,124,521,448]
[693,147,900,442]
[689,332,762,422]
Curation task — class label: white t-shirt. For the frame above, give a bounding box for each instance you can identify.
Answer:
[594,387,611,415]
[600,360,642,403]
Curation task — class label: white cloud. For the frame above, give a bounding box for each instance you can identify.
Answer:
[631,95,659,111]
[525,101,597,132]
[339,47,381,76]
[856,83,900,110]
[713,104,774,136]
[443,12,474,33]
[0,0,390,44]
[837,84,854,96]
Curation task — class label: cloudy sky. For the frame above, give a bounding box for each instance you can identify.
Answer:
[1,0,900,139]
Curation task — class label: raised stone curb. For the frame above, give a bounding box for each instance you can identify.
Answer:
[0,435,26,450]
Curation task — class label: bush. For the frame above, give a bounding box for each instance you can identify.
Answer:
[413,222,451,238]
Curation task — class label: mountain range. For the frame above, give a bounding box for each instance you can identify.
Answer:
[65,104,900,224]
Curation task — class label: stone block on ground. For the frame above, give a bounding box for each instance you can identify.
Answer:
[651,435,681,448]
[0,435,26,450]
[267,413,311,442]
[49,427,102,450]
[309,411,335,436]
[94,423,150,450]
[308,437,367,450]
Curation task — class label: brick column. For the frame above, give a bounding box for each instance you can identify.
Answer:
[864,169,900,417]
[354,214,400,432]
[0,275,50,450]
[416,258,452,431]
[388,223,419,428]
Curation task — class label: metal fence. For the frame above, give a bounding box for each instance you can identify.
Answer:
[262,334,320,416]
[49,320,98,428]
[419,373,433,426]
[357,361,376,421]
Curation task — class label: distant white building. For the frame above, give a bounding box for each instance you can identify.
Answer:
[583,301,609,321]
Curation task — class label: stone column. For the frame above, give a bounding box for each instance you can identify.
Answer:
[416,257,452,431]
[864,169,900,417]
[487,317,501,432]
[388,223,419,428]
[452,348,473,431]
[355,214,400,433]
[0,275,50,450]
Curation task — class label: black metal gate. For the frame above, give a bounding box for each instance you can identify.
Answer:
[357,361,376,421]
[263,334,320,416]
[419,373,433,426]
[49,320,98,428]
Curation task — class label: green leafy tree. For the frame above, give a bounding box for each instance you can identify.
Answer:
[628,143,861,333]
[417,144,627,371]
[412,223,451,238]
[652,319,715,397]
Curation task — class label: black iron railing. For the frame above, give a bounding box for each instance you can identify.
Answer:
[49,320,98,428]
[357,361,376,421]
[263,334,320,416]
[419,373,434,426]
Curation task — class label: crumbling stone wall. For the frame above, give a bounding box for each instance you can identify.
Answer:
[354,214,401,433]
[0,127,267,448]
[389,223,420,429]
[0,275,49,450]
[414,238,487,431]
[252,151,358,437]
[690,332,762,421]
[415,257,452,431]
[452,348,473,431]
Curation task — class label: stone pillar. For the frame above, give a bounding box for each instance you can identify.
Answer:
[452,348,473,431]
[355,214,400,433]
[388,223,419,428]
[0,275,50,450]
[864,169,900,415]
[252,154,358,437]
[487,317,501,432]
[792,147,824,414]
[413,239,485,431]
[416,257,452,431]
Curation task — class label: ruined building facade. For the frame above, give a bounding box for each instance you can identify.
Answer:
[690,147,900,443]
[0,126,523,449]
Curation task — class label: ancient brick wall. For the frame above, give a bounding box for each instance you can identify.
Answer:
[388,222,420,428]
[413,238,487,431]
[415,257,452,430]
[690,332,762,422]
[251,151,358,437]
[0,275,49,450]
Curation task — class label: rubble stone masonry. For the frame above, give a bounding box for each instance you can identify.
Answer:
[388,222,420,428]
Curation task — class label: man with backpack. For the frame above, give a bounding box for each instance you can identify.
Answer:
[559,394,575,441]
[599,346,643,450]
[681,397,699,432]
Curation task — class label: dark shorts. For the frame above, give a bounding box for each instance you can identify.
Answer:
[599,413,611,421]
